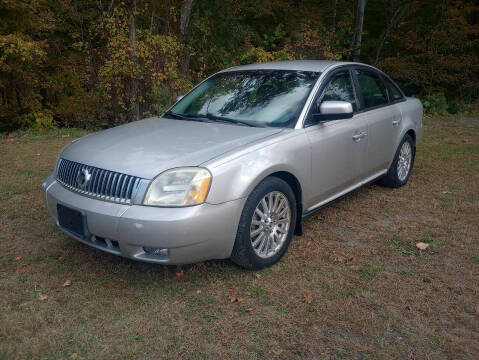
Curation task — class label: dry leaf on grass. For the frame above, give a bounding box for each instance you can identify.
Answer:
[255,273,261,279]
[196,289,202,295]
[13,267,19,272]
[416,242,430,250]
[63,280,72,287]
[475,304,479,315]
[303,293,313,304]
[175,271,184,277]
[38,294,48,301]
[229,295,244,303]
[172,300,180,305]
[15,256,22,261]
[331,254,356,264]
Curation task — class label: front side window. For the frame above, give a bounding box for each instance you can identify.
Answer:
[355,70,388,109]
[167,70,320,128]
[319,72,357,111]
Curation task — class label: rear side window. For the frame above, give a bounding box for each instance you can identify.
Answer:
[384,77,404,101]
[355,70,388,109]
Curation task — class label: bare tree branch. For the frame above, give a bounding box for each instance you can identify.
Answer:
[375,1,410,64]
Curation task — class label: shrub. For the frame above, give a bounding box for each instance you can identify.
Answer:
[423,94,447,115]
[18,111,56,131]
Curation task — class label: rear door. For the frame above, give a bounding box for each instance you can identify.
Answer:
[304,69,369,210]
[352,68,402,175]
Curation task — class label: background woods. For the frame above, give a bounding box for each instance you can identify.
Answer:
[0,0,478,132]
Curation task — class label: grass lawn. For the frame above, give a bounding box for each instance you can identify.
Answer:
[0,117,478,359]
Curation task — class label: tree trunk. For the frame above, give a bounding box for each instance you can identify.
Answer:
[332,0,337,29]
[128,0,140,122]
[180,0,194,37]
[352,0,367,61]
[180,0,194,73]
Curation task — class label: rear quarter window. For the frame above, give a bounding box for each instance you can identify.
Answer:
[384,77,404,101]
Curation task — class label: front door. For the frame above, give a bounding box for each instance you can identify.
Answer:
[304,70,368,211]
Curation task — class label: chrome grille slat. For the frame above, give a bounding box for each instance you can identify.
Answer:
[87,167,95,192]
[55,159,142,204]
[95,169,104,195]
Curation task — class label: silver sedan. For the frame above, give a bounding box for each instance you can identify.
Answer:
[42,60,423,269]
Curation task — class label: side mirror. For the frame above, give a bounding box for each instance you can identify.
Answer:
[175,95,184,103]
[313,101,353,121]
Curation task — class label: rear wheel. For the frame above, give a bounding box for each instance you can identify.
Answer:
[379,134,415,188]
[231,177,297,270]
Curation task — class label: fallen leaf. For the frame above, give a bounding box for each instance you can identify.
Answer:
[245,307,253,312]
[38,294,48,301]
[173,300,180,305]
[229,295,244,303]
[196,289,202,294]
[13,267,19,272]
[63,280,72,287]
[15,256,22,261]
[416,242,430,250]
[303,293,313,304]
[255,273,261,279]
[175,271,184,277]
[475,304,479,315]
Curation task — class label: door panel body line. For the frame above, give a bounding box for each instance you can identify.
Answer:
[305,168,387,213]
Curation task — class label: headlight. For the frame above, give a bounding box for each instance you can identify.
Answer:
[143,167,211,207]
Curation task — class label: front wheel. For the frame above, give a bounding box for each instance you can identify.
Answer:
[379,134,415,188]
[231,177,297,270]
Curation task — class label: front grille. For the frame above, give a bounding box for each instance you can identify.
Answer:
[56,159,142,204]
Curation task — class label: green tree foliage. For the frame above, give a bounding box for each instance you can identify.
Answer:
[0,0,478,131]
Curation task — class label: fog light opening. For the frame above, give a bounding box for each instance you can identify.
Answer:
[143,247,169,256]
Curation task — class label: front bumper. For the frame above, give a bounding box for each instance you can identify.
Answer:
[42,174,244,264]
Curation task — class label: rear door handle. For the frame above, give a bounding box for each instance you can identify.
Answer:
[392,119,401,126]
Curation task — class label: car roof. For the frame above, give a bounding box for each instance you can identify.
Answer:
[221,60,366,73]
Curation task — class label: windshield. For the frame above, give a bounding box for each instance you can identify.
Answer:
[166,70,320,128]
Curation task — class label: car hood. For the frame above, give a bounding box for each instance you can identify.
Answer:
[60,117,283,179]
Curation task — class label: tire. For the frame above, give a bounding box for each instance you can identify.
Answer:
[230,177,297,270]
[379,133,415,188]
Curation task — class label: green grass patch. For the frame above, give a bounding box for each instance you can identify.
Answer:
[390,240,415,256]
[360,264,384,281]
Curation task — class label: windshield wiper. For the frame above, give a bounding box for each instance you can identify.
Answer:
[165,111,259,127]
[163,111,208,123]
[204,113,258,127]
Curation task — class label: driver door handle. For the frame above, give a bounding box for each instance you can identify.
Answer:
[392,119,402,126]
[352,131,367,142]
